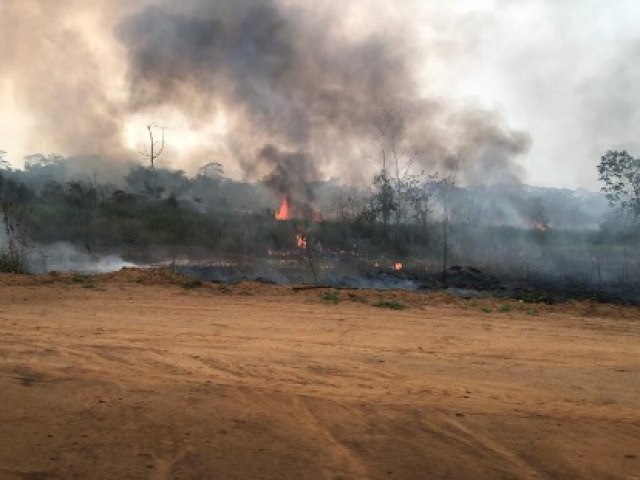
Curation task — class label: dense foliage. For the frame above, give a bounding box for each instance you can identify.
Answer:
[597,150,640,220]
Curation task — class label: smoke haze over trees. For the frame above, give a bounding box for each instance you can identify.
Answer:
[1,154,637,291]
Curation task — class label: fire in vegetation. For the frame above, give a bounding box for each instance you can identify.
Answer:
[273,196,308,250]
[296,234,308,249]
[275,197,291,221]
[394,262,404,271]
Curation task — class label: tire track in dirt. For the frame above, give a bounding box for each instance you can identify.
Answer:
[294,395,370,480]
[1,280,639,478]
[440,415,546,479]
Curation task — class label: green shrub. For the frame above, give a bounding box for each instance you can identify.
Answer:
[72,273,91,283]
[182,279,203,289]
[0,249,25,274]
[321,290,341,304]
[374,299,406,310]
[514,290,555,305]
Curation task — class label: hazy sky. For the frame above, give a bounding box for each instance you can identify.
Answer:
[0,0,638,189]
[418,0,640,189]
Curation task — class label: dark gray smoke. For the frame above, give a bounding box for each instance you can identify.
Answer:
[117,0,530,185]
[118,0,404,138]
[259,145,319,216]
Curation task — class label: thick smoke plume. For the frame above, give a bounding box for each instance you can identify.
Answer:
[260,145,319,216]
[117,0,529,185]
[0,0,130,159]
[1,0,531,185]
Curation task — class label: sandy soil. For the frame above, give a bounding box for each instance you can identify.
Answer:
[0,270,639,479]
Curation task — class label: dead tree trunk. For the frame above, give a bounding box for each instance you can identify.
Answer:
[145,124,166,198]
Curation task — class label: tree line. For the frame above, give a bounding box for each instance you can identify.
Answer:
[0,146,637,285]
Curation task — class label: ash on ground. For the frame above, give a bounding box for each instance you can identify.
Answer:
[174,257,640,306]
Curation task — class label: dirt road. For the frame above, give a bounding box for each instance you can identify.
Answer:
[0,271,639,479]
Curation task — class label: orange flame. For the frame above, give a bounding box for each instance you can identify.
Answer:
[296,234,307,249]
[394,262,404,271]
[275,197,290,221]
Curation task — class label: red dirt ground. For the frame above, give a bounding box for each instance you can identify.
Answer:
[0,270,638,479]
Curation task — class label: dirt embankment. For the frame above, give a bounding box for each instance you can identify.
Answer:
[0,269,639,479]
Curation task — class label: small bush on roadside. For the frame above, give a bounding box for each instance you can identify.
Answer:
[514,290,555,305]
[374,299,406,310]
[72,273,91,284]
[0,248,25,274]
[321,290,341,304]
[182,279,203,289]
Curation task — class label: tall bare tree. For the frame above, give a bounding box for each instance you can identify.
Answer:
[140,123,166,198]
[144,123,166,170]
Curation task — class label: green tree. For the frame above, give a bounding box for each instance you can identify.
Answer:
[372,170,397,238]
[198,162,225,179]
[597,150,640,221]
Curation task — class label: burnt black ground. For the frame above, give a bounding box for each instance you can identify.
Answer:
[176,262,640,306]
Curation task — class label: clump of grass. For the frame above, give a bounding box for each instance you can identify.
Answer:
[498,304,512,313]
[321,290,341,305]
[374,299,406,310]
[347,292,368,304]
[514,290,555,305]
[526,308,539,316]
[72,273,91,284]
[481,307,493,314]
[181,279,203,289]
